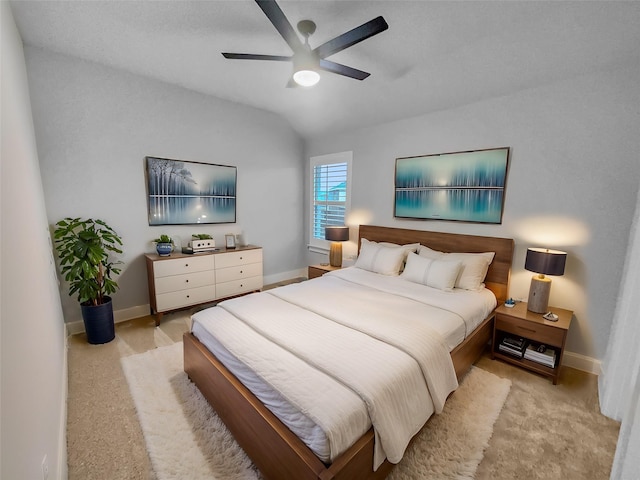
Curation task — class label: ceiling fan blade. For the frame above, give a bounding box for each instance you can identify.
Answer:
[314,16,388,59]
[255,0,304,54]
[222,53,291,61]
[319,59,370,80]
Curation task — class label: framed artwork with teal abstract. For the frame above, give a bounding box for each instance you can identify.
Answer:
[146,156,236,225]
[394,147,510,224]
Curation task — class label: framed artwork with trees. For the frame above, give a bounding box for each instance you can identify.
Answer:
[146,156,236,225]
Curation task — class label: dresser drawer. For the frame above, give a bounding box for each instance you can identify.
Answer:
[216,276,263,299]
[156,285,216,312]
[496,316,564,347]
[215,249,262,269]
[216,262,263,283]
[153,255,215,278]
[154,270,215,295]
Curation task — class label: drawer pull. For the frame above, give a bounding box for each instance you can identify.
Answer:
[186,295,190,298]
[185,279,189,283]
[185,263,189,267]
[240,256,243,260]
[240,270,243,274]
[240,284,243,287]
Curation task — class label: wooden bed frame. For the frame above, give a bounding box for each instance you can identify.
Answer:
[184,225,514,480]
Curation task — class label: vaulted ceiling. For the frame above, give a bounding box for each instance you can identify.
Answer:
[10,0,640,139]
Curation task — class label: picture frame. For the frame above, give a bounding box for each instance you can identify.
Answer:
[225,234,236,249]
[394,147,510,224]
[146,156,236,225]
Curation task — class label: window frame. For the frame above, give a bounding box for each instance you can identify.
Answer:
[308,151,352,252]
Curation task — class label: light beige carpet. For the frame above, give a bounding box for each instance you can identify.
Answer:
[122,342,511,480]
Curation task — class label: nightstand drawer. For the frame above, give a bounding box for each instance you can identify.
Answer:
[308,266,325,279]
[496,316,564,347]
[308,264,341,279]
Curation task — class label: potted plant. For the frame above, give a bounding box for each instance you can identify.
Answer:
[153,234,174,256]
[53,217,123,344]
[192,233,213,240]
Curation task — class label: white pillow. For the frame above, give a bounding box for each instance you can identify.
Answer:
[447,252,495,290]
[418,245,495,291]
[401,252,461,291]
[417,245,445,260]
[355,239,418,275]
[379,241,421,254]
[379,241,420,272]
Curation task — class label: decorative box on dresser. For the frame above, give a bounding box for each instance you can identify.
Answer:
[307,263,342,279]
[145,245,263,326]
[492,301,573,384]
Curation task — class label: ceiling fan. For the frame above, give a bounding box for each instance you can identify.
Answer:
[222,0,389,87]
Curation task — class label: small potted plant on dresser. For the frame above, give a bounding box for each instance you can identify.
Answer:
[53,217,123,344]
[192,233,213,240]
[153,234,174,256]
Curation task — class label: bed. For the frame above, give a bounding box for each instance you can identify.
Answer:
[184,225,514,479]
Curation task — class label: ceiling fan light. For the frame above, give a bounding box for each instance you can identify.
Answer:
[293,69,320,87]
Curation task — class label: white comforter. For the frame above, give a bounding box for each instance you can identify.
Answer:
[191,267,493,469]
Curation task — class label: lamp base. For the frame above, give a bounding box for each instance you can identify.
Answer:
[528,275,551,313]
[329,242,343,267]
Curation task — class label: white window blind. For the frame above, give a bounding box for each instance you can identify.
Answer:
[309,152,352,249]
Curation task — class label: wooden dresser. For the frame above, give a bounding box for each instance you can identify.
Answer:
[145,246,263,325]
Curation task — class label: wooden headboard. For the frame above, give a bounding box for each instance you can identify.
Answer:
[358,225,514,303]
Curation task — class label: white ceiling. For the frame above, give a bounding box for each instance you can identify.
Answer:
[10,0,640,140]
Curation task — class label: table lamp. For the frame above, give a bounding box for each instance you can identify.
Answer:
[325,226,349,267]
[525,247,567,319]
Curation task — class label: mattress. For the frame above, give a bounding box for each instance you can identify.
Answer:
[191,267,496,465]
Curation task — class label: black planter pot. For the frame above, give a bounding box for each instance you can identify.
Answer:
[80,296,116,344]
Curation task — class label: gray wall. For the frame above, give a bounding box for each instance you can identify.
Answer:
[1,3,67,479]
[21,33,640,363]
[305,64,640,362]
[25,47,306,325]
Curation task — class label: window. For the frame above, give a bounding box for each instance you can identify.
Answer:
[309,151,352,251]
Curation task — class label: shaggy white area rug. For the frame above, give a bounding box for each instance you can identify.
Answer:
[122,342,511,480]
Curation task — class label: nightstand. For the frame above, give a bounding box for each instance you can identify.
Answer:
[492,302,573,384]
[308,264,342,279]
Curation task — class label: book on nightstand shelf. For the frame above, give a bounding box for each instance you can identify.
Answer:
[498,335,528,358]
[524,342,557,367]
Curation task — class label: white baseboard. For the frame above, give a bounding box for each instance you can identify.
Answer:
[66,304,152,335]
[59,323,69,479]
[264,268,307,285]
[562,350,601,375]
[66,320,84,336]
[114,304,151,323]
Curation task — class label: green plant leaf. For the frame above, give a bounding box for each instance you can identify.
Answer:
[53,217,124,304]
